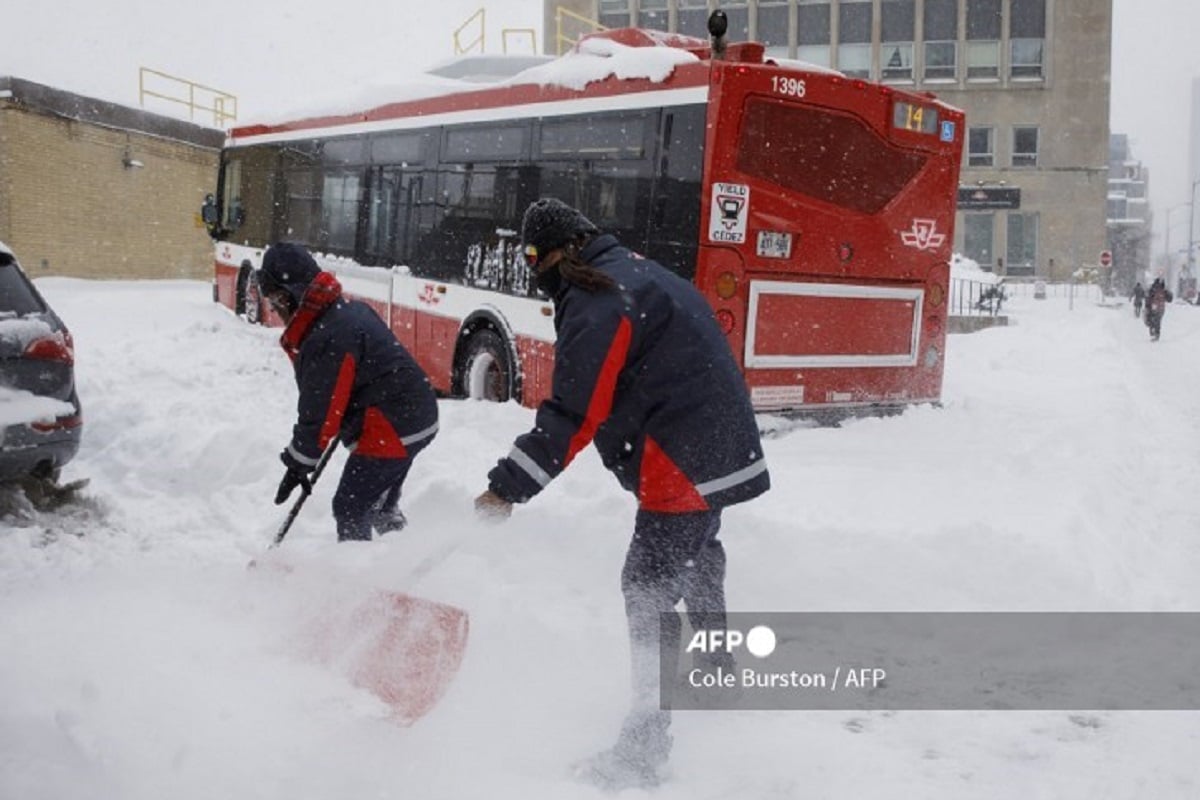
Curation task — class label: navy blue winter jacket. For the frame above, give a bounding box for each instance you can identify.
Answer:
[281,273,438,469]
[488,234,769,512]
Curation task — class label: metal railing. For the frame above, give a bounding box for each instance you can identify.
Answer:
[454,8,486,55]
[138,67,236,127]
[1003,278,1103,301]
[949,277,1007,317]
[556,7,606,54]
[453,9,539,55]
[502,28,538,54]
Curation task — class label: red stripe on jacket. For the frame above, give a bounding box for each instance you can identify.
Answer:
[564,316,632,466]
[355,407,409,458]
[319,354,356,450]
[639,436,709,512]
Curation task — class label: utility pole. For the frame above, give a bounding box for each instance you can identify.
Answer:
[1188,179,1200,281]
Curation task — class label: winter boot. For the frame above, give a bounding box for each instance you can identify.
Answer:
[373,508,407,536]
[572,710,672,791]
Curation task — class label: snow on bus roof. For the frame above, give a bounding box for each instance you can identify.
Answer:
[248,32,701,128]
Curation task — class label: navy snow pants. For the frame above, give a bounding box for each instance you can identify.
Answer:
[331,439,431,542]
[621,509,727,714]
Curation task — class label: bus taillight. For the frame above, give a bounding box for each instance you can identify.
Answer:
[927,282,945,307]
[715,271,738,299]
[716,309,736,334]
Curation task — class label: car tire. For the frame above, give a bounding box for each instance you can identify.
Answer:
[462,329,514,403]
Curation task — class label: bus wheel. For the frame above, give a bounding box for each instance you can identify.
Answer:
[462,329,514,403]
[238,269,262,325]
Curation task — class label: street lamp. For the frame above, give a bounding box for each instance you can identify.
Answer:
[1187,178,1200,276]
[1166,201,1191,271]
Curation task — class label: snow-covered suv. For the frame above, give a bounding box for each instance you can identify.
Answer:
[0,242,82,485]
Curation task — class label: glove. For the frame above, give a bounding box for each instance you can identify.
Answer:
[274,450,314,505]
[474,489,513,521]
[274,468,311,505]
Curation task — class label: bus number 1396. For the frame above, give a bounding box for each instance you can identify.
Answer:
[771,76,806,98]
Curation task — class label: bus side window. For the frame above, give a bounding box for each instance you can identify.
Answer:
[648,104,706,280]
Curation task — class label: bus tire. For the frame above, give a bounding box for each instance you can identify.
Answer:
[237,268,262,325]
[461,328,514,403]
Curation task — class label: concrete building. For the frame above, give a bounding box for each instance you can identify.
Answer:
[1106,133,1151,294]
[544,0,1112,281]
[0,77,224,280]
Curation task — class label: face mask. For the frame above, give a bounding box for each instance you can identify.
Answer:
[535,263,563,297]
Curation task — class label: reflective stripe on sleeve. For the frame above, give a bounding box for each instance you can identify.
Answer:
[401,421,439,446]
[287,443,321,467]
[695,458,768,497]
[507,446,552,488]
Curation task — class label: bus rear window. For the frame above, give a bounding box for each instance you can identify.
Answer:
[736,97,928,215]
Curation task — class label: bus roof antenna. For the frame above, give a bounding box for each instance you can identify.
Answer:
[708,10,728,59]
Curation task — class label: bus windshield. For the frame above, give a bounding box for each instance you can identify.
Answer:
[736,98,928,215]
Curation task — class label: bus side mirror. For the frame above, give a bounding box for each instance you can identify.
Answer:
[201,194,220,226]
[708,10,728,59]
[201,193,225,240]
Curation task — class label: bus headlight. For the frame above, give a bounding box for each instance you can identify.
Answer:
[923,345,941,368]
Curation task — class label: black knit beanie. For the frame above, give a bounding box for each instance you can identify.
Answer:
[259,242,320,303]
[521,198,599,258]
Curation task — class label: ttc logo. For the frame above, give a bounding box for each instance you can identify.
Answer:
[900,218,947,251]
[686,625,777,658]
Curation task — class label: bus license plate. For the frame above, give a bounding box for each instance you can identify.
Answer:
[757,231,793,259]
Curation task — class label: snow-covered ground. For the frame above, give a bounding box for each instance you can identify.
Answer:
[2,278,1199,798]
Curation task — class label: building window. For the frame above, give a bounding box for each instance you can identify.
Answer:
[598,0,630,30]
[837,1,873,78]
[1006,212,1039,274]
[797,1,832,67]
[637,0,667,31]
[677,0,710,38]
[758,1,791,59]
[1107,197,1127,220]
[880,0,915,82]
[966,0,1001,80]
[963,213,995,267]
[923,0,958,80]
[1012,126,1039,167]
[721,2,750,43]
[1010,0,1046,78]
[968,127,994,167]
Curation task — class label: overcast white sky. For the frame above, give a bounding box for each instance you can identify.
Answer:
[0,0,1193,256]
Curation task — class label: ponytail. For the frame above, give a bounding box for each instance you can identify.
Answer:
[558,239,616,292]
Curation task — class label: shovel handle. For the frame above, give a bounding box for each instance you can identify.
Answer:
[270,438,339,547]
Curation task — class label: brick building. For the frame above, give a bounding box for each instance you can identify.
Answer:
[0,77,224,280]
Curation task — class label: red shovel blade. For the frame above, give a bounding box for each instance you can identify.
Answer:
[306,590,469,724]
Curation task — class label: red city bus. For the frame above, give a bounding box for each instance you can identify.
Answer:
[204,17,963,418]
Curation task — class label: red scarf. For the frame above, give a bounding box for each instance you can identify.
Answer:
[280,271,343,362]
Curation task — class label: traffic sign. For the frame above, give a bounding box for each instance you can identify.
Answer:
[1099,250,1112,267]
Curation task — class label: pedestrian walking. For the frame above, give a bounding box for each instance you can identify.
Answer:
[1131,281,1145,318]
[1144,277,1173,341]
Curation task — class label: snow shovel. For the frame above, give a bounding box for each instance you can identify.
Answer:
[303,586,470,725]
[257,438,470,724]
[272,437,340,548]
